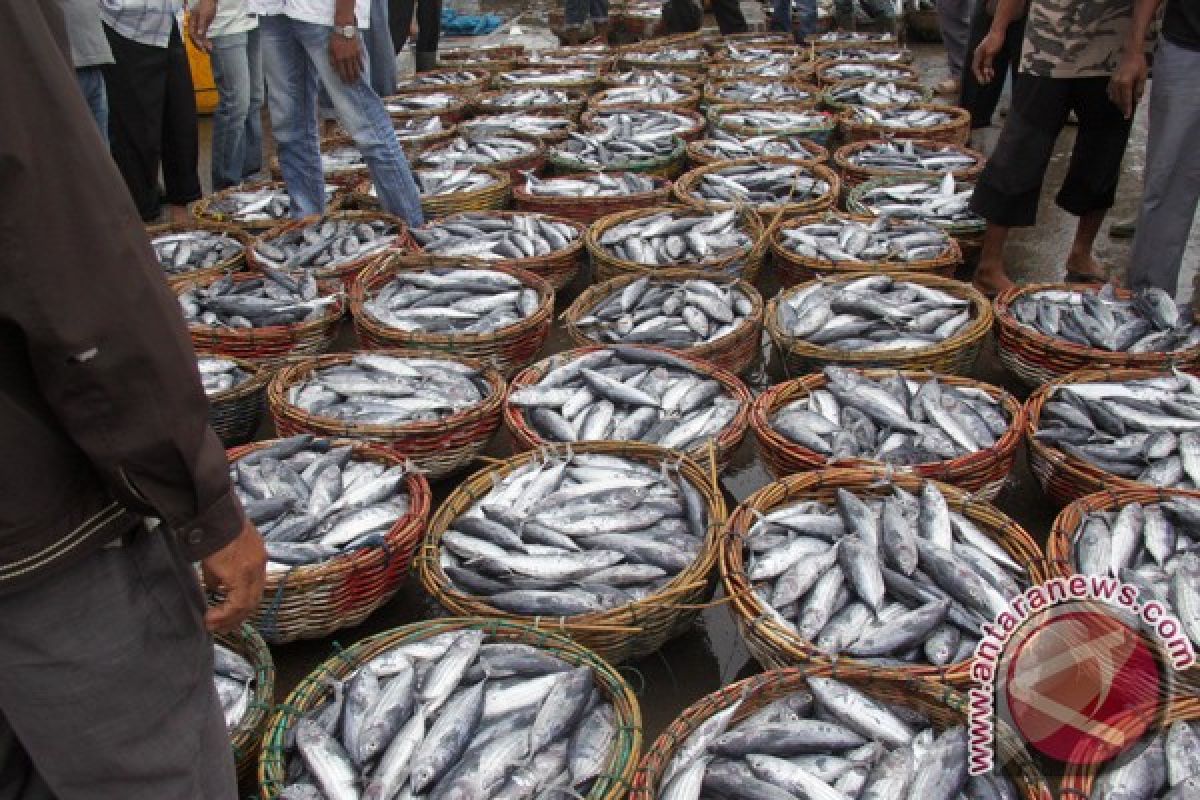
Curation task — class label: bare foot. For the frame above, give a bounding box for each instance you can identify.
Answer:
[1065,251,1107,281]
[973,261,1016,297]
[168,204,193,225]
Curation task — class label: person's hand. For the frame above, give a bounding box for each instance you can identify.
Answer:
[1108,50,1148,119]
[972,30,1005,84]
[201,519,266,633]
[330,29,364,84]
[188,0,218,53]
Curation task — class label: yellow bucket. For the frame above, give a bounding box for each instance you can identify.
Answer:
[183,13,218,115]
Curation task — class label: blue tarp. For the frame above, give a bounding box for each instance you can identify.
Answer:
[440,7,504,36]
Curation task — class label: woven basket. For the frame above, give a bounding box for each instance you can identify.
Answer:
[392,67,490,95]
[769,211,964,287]
[707,32,796,52]
[840,103,973,145]
[672,158,840,222]
[193,180,340,233]
[394,165,512,219]
[766,271,992,375]
[563,270,764,374]
[472,87,590,119]
[994,282,1200,388]
[504,345,753,469]
[547,137,687,179]
[416,442,727,664]
[224,438,431,643]
[848,174,985,257]
[253,210,411,286]
[268,135,368,186]
[1024,367,1200,506]
[393,119,458,155]
[382,90,471,126]
[708,60,813,83]
[492,69,600,92]
[617,52,708,74]
[205,355,269,446]
[711,44,813,66]
[459,112,576,145]
[834,137,986,191]
[701,77,821,109]
[588,84,703,112]
[811,44,913,63]
[820,77,933,112]
[215,624,275,782]
[257,617,642,800]
[410,210,586,291]
[587,206,769,284]
[180,273,347,366]
[752,369,1024,497]
[415,131,546,183]
[814,59,920,85]
[439,44,525,64]
[268,350,505,479]
[600,69,701,89]
[720,468,1047,687]
[147,220,253,291]
[513,172,674,223]
[350,256,553,376]
[581,107,708,142]
[630,665,1054,800]
[709,104,839,146]
[685,136,829,168]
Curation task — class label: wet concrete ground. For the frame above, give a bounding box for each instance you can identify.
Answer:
[191,0,1200,781]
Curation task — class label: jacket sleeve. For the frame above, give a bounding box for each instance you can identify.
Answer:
[0,0,244,561]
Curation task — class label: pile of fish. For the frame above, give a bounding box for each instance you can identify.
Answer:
[855,174,983,228]
[484,88,582,109]
[416,135,538,169]
[276,629,623,800]
[815,31,895,43]
[769,366,1010,463]
[254,217,399,272]
[396,70,484,89]
[152,229,243,275]
[231,435,412,568]
[525,48,611,66]
[592,85,691,106]
[178,271,339,329]
[414,167,501,198]
[495,68,597,87]
[844,139,979,175]
[607,69,695,86]
[553,130,679,168]
[523,172,657,198]
[1087,720,1200,800]
[508,346,742,451]
[775,274,974,352]
[742,481,1029,667]
[691,131,822,162]
[1035,373,1200,489]
[1069,498,1200,649]
[707,80,816,105]
[624,47,706,64]
[392,116,445,140]
[686,163,831,208]
[198,356,252,396]
[821,47,910,62]
[321,144,367,175]
[849,105,954,130]
[213,642,255,733]
[826,81,925,107]
[286,354,493,425]
[382,92,461,115]
[573,276,754,349]
[720,46,803,64]
[411,212,579,261]
[438,448,711,614]
[204,184,330,225]
[657,678,1015,800]
[822,62,914,82]
[460,113,574,140]
[587,109,698,139]
[778,215,955,264]
[597,208,754,267]
[361,268,540,335]
[715,108,831,133]
[713,59,796,78]
[1010,285,1199,353]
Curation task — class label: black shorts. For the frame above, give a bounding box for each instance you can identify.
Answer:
[969,74,1134,227]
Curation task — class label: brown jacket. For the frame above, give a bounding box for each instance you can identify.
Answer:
[0,0,243,592]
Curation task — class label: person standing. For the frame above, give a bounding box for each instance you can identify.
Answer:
[1116,0,1200,296]
[389,0,441,73]
[192,0,424,226]
[365,0,395,96]
[563,0,610,44]
[99,0,203,224]
[968,0,1140,295]
[771,0,817,43]
[61,0,114,145]
[711,0,749,34]
[935,0,971,95]
[833,0,899,34]
[0,2,267,798]
[959,0,1027,130]
[191,0,264,190]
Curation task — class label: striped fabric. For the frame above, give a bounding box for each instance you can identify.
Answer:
[99,0,182,48]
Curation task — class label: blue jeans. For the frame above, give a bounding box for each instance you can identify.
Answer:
[209,29,264,190]
[770,0,816,41]
[258,15,423,226]
[565,0,609,27]
[365,0,397,97]
[75,66,109,147]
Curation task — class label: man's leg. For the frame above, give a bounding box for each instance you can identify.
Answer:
[795,0,817,40]
[259,15,326,217]
[414,0,442,70]
[243,27,265,179]
[563,0,588,44]
[771,0,792,33]
[0,530,235,800]
[935,0,970,93]
[209,33,252,190]
[160,21,202,222]
[1128,38,1200,295]
[366,0,397,97]
[294,21,423,226]
[74,67,109,148]
[101,24,168,221]
[589,0,610,41]
[389,0,415,53]
[711,0,748,34]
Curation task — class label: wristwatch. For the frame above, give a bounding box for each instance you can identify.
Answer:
[335,24,357,38]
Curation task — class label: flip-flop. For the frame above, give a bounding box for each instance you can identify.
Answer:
[1064,270,1106,285]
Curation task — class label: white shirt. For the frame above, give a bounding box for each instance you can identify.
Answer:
[248,0,371,29]
[189,0,257,37]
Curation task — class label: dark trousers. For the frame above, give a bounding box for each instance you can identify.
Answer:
[0,529,236,800]
[958,2,1025,129]
[712,0,749,34]
[389,0,442,54]
[101,22,202,221]
[970,75,1134,228]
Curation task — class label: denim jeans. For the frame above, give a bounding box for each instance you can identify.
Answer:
[565,0,609,27]
[75,66,109,147]
[770,0,816,41]
[365,0,397,97]
[209,29,264,190]
[258,14,423,226]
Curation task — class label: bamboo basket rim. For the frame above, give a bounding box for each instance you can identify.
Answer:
[581,107,707,139]
[814,58,920,84]
[769,210,963,275]
[147,219,253,287]
[201,353,271,405]
[192,179,329,230]
[177,271,348,345]
[600,69,702,88]
[848,172,985,235]
[686,136,830,167]
[702,77,822,107]
[257,617,644,800]
[833,137,987,181]
[266,349,506,439]
[473,86,591,113]
[511,171,673,207]
[587,84,703,111]
[376,163,511,209]
[216,623,276,775]
[709,104,838,137]
[392,67,490,94]
[810,43,914,62]
[492,68,601,91]
[840,103,973,142]
[671,157,841,216]
[585,205,767,277]
[546,136,686,174]
[252,210,411,282]
[820,77,933,111]
[415,129,546,170]
[410,209,586,270]
[381,88,472,114]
